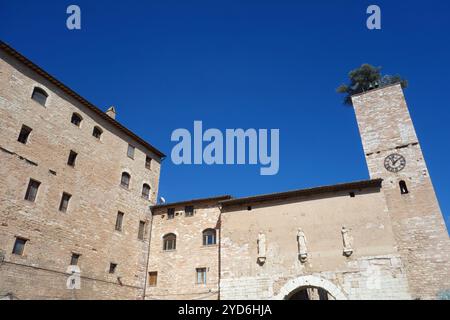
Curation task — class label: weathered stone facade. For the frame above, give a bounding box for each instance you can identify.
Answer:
[0,44,164,300]
[218,182,411,300]
[352,84,450,300]
[0,42,448,300]
[145,197,229,300]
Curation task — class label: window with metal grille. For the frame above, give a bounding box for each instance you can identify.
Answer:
[163,233,176,251]
[203,229,216,246]
[196,268,207,284]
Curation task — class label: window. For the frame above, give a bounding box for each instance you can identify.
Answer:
[185,206,194,217]
[196,268,207,284]
[148,271,158,286]
[109,263,117,274]
[24,179,40,202]
[70,253,80,266]
[145,156,152,169]
[31,87,48,106]
[142,184,151,200]
[12,237,27,255]
[59,192,72,213]
[203,229,217,246]
[167,208,175,220]
[71,113,83,127]
[120,172,130,189]
[400,180,409,195]
[18,125,32,144]
[127,144,135,159]
[138,221,146,240]
[67,150,78,167]
[92,126,103,139]
[163,233,176,251]
[115,211,124,231]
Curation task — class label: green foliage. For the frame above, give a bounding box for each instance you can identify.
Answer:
[336,64,408,106]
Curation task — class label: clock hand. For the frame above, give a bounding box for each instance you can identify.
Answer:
[392,156,401,165]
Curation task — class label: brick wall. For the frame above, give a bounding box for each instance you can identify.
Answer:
[0,51,162,300]
[219,187,411,299]
[352,84,450,299]
[145,201,221,300]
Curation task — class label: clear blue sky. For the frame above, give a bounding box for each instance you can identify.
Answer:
[1,1,449,229]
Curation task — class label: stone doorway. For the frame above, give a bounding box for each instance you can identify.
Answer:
[274,275,347,300]
[287,286,335,300]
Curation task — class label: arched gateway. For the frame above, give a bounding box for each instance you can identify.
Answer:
[274,275,347,300]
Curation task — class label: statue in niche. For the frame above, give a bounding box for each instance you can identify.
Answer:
[342,226,354,257]
[257,232,266,265]
[297,228,308,262]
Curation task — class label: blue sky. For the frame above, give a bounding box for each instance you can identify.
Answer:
[1,1,449,229]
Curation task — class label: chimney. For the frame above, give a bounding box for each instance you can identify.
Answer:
[106,106,116,119]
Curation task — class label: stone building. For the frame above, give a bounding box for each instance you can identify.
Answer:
[0,42,165,300]
[0,41,449,300]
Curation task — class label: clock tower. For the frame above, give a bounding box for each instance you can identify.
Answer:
[352,83,450,299]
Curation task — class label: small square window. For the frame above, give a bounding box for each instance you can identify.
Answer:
[145,156,152,169]
[59,192,72,213]
[71,113,82,127]
[70,253,80,266]
[18,125,32,144]
[167,208,175,220]
[196,268,207,285]
[127,144,135,159]
[12,237,27,256]
[109,263,117,274]
[185,206,194,217]
[24,179,40,202]
[67,150,78,167]
[148,271,157,286]
[31,87,48,106]
[93,126,103,139]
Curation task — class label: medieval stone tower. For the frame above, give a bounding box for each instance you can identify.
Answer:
[352,84,450,300]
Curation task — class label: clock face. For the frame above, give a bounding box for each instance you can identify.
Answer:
[384,154,406,173]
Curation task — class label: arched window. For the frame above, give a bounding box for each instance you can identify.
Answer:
[399,180,409,195]
[203,229,216,246]
[71,113,83,127]
[92,126,103,139]
[163,233,176,251]
[31,87,48,106]
[121,172,130,189]
[142,184,151,200]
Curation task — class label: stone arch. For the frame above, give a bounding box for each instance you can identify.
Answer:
[274,275,347,300]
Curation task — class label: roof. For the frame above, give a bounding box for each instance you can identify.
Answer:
[151,195,232,211]
[219,179,383,207]
[351,82,402,99]
[0,40,166,158]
